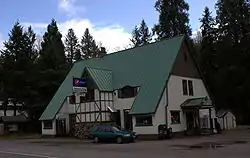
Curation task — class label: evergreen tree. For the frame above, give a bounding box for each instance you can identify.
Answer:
[65,28,81,67]
[0,22,37,114]
[35,19,69,120]
[139,20,152,45]
[216,0,250,43]
[39,19,66,69]
[198,0,250,124]
[130,26,141,47]
[200,7,216,47]
[80,28,99,59]
[199,7,217,72]
[153,0,192,39]
[131,20,152,47]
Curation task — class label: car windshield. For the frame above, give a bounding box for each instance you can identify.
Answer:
[112,126,121,132]
[114,125,123,130]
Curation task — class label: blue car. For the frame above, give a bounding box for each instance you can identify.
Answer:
[89,124,138,144]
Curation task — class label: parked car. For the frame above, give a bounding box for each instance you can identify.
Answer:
[89,124,138,144]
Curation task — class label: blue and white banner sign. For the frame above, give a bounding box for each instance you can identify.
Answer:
[73,77,87,87]
[73,77,87,93]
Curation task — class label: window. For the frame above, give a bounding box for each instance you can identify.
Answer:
[69,95,76,104]
[182,80,188,95]
[118,86,137,98]
[135,115,153,126]
[171,111,181,124]
[182,79,194,96]
[43,121,53,129]
[80,89,95,102]
[188,80,194,96]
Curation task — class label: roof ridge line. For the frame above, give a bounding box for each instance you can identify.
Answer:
[103,35,185,58]
[85,66,113,72]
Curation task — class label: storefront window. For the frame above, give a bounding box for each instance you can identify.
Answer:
[43,120,53,129]
[171,111,181,124]
[135,115,153,126]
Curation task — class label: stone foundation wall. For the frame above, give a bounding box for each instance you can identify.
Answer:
[74,122,116,139]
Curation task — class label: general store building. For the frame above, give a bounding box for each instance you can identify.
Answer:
[39,36,216,138]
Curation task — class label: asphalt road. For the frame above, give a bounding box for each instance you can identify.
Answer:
[0,128,250,158]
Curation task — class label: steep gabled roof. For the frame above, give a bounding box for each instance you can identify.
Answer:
[39,35,184,120]
[85,67,113,92]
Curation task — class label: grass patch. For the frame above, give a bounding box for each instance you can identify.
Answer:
[0,133,41,140]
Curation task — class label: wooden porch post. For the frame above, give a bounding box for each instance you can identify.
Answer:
[209,108,213,132]
[197,108,201,134]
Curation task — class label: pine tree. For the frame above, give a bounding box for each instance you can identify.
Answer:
[35,19,69,120]
[131,20,152,47]
[216,0,250,43]
[206,0,250,124]
[200,7,216,47]
[198,7,218,107]
[139,20,152,45]
[130,26,141,47]
[153,0,192,39]
[65,28,81,67]
[2,21,26,69]
[0,22,37,108]
[39,19,66,69]
[80,28,99,59]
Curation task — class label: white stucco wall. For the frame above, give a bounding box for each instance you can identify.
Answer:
[132,88,167,135]
[113,89,136,128]
[167,75,215,132]
[42,119,56,135]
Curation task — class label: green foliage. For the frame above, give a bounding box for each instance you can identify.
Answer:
[131,20,152,47]
[0,21,38,117]
[39,19,66,70]
[0,21,105,121]
[153,0,192,39]
[216,0,250,43]
[80,28,100,59]
[198,0,250,124]
[65,28,81,66]
[131,26,141,47]
[35,19,69,119]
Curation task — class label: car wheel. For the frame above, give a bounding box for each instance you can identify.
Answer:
[93,137,99,143]
[116,136,123,144]
[131,138,135,143]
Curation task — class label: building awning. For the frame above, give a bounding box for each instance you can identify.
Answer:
[1,115,29,124]
[181,97,213,109]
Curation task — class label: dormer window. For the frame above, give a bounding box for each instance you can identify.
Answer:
[118,86,137,99]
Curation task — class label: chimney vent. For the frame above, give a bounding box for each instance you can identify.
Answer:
[99,47,107,58]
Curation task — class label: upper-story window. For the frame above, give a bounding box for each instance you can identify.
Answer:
[118,86,137,99]
[182,79,194,96]
[80,89,95,102]
[188,80,194,96]
[182,80,188,95]
[69,89,95,104]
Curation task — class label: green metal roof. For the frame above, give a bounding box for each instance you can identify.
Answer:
[86,67,113,91]
[39,35,185,120]
[181,97,213,109]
